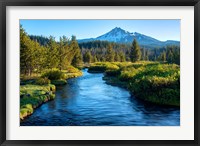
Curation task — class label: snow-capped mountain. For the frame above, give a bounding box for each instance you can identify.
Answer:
[78,27,180,48]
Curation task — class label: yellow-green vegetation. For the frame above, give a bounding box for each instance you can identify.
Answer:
[63,66,83,79]
[40,66,82,86]
[88,62,119,73]
[41,69,67,80]
[20,84,56,120]
[35,77,51,85]
[89,61,180,106]
[20,66,83,120]
[41,69,67,86]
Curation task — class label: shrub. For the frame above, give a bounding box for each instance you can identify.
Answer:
[65,66,80,73]
[88,62,119,73]
[35,77,51,85]
[101,61,180,106]
[128,64,180,106]
[41,69,67,80]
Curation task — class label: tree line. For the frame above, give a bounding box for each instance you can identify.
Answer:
[21,26,180,76]
[28,34,180,65]
[81,39,180,64]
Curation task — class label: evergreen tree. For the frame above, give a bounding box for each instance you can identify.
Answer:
[130,39,141,62]
[145,49,149,61]
[58,36,71,70]
[106,44,115,62]
[71,36,83,67]
[119,51,126,62]
[93,55,98,62]
[83,50,92,63]
[141,48,146,61]
[46,36,59,69]
[20,25,36,76]
[161,51,166,62]
[114,52,120,62]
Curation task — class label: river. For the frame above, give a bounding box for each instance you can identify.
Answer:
[21,69,180,126]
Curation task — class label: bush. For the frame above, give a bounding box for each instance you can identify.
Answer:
[65,66,80,73]
[101,61,180,106]
[62,66,83,79]
[35,77,51,85]
[128,64,180,106]
[88,62,119,73]
[41,69,67,80]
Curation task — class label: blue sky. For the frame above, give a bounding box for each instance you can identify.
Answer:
[20,20,180,41]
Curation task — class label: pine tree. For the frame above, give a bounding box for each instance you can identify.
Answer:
[58,36,71,70]
[46,36,59,69]
[83,50,92,63]
[167,50,174,63]
[162,51,166,62]
[130,39,141,62]
[71,36,83,67]
[20,25,36,76]
[119,51,126,62]
[141,48,146,61]
[106,44,115,62]
[93,55,98,62]
[145,49,149,61]
[114,52,120,62]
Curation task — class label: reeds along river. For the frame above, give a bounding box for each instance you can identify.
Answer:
[21,69,180,126]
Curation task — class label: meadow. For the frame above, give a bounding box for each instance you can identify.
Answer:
[89,61,180,106]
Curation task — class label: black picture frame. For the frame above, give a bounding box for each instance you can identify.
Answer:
[0,0,199,146]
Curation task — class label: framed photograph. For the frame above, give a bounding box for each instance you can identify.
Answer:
[0,0,199,145]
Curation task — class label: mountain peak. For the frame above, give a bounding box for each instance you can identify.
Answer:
[111,27,126,33]
[113,27,123,30]
[78,27,180,48]
[95,27,131,42]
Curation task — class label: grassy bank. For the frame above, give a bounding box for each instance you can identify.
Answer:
[21,66,83,86]
[89,61,180,106]
[20,66,83,120]
[20,84,56,120]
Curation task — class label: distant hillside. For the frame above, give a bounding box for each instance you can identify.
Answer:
[29,35,50,46]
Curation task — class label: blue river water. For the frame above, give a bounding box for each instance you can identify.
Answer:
[21,69,180,126]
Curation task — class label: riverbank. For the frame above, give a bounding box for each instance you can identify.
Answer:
[21,68,180,126]
[20,84,56,120]
[20,66,83,120]
[89,61,180,106]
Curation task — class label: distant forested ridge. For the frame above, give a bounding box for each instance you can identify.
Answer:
[29,35,50,46]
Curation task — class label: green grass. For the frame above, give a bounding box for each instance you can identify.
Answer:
[41,69,67,80]
[20,84,56,120]
[88,62,119,73]
[35,77,51,85]
[89,61,180,106]
[128,63,180,106]
[21,66,83,86]
[61,66,83,80]
[20,66,83,120]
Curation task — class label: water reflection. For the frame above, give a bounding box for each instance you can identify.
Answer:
[21,69,180,126]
